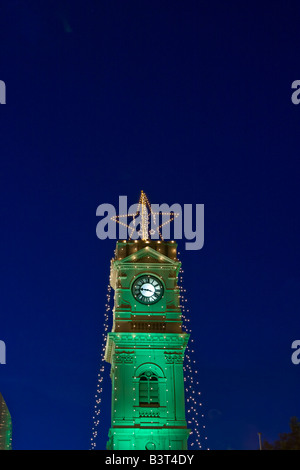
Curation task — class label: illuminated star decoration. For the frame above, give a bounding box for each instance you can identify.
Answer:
[111,190,180,241]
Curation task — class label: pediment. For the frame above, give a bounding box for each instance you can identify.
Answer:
[115,246,178,266]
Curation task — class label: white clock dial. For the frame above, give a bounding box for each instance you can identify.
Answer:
[132,275,164,305]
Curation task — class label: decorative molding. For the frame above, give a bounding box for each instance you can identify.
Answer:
[139,410,160,418]
[164,352,184,364]
[135,362,165,378]
[112,332,188,344]
[113,351,134,363]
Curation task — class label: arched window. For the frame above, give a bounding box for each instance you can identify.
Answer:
[139,371,159,405]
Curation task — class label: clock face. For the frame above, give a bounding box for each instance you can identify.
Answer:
[132,275,164,305]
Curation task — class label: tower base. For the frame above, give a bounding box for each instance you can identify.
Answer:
[107,427,190,451]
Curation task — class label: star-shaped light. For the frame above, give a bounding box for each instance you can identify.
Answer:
[111,190,179,241]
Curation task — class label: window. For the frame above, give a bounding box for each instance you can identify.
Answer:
[139,371,159,405]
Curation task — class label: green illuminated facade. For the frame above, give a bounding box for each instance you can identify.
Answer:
[0,393,12,450]
[105,239,190,450]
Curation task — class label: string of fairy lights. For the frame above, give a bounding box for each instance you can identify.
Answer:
[177,254,210,450]
[90,284,112,450]
[90,246,209,450]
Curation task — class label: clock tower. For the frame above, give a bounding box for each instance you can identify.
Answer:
[105,230,190,450]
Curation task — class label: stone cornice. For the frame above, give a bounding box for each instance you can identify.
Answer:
[105,332,189,364]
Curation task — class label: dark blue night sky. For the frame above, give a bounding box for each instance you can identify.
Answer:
[0,0,300,450]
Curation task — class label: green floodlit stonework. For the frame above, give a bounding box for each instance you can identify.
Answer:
[105,239,190,450]
[0,393,12,450]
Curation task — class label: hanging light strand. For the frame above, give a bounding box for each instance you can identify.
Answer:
[90,283,112,450]
[177,257,209,450]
